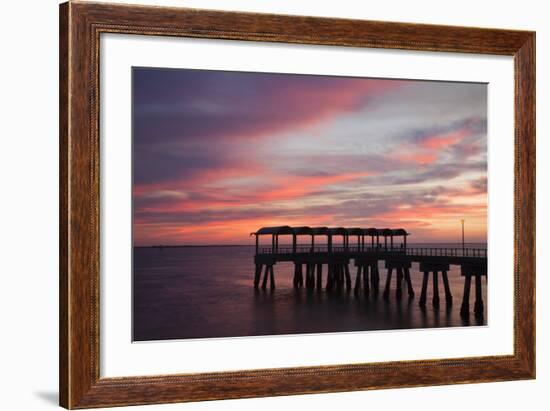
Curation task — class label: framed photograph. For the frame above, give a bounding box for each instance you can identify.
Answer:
[59,1,535,408]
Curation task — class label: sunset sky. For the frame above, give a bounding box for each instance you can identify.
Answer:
[133,68,487,246]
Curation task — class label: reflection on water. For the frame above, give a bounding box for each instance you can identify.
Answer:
[133,245,486,341]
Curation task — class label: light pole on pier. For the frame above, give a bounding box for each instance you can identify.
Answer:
[461,219,465,255]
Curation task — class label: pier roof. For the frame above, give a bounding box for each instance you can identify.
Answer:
[252,226,410,236]
[327,227,348,235]
[391,228,409,236]
[292,226,314,235]
[379,228,393,236]
[252,226,294,235]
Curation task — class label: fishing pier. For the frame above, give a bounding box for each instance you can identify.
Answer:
[251,226,487,318]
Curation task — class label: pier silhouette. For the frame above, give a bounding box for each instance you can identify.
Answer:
[251,226,487,318]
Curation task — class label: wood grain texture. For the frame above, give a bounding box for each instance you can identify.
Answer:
[59,1,536,408]
[59,2,69,407]
[514,34,536,373]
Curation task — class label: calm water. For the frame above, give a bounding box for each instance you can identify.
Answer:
[133,244,487,341]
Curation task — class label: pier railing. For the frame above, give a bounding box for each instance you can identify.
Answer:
[257,245,486,258]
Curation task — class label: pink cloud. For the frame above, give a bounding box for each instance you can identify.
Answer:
[419,129,469,150]
[393,124,478,166]
[394,152,438,165]
[134,171,373,215]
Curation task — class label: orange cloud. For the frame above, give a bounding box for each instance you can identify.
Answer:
[135,171,373,215]
[394,152,438,165]
[133,214,336,245]
[393,127,473,166]
[419,129,469,150]
[255,172,372,202]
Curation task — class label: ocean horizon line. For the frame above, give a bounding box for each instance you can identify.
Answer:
[135,242,488,248]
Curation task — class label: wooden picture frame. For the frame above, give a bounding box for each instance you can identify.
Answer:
[59,1,535,408]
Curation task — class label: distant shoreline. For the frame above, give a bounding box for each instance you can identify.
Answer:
[135,242,488,248]
[134,244,251,248]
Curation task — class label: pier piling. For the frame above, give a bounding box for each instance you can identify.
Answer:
[441,271,452,305]
[326,264,333,290]
[364,267,371,294]
[404,267,414,298]
[460,263,487,318]
[460,274,472,317]
[474,274,484,317]
[297,264,304,288]
[355,259,378,296]
[383,267,393,300]
[305,263,316,290]
[253,264,262,289]
[396,267,403,299]
[261,264,269,290]
[354,265,363,294]
[419,271,430,307]
[371,264,380,292]
[344,264,352,290]
[269,265,275,289]
[383,261,412,300]
[418,263,452,309]
[432,271,440,308]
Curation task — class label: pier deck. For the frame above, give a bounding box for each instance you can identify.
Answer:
[255,245,486,265]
